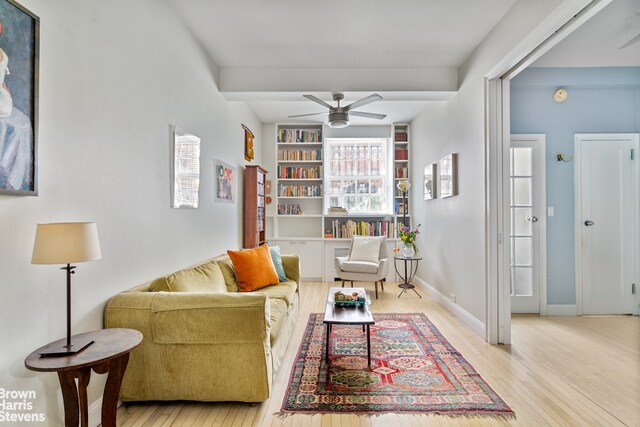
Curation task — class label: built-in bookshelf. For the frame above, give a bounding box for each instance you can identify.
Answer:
[324,215,396,239]
[393,124,411,234]
[274,124,324,238]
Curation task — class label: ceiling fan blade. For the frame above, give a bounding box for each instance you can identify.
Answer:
[344,93,383,111]
[619,32,640,49]
[349,111,387,120]
[287,112,326,118]
[303,95,333,109]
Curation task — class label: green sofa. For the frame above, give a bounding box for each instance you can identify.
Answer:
[104,253,300,402]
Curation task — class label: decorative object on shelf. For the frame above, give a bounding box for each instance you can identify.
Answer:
[242,124,254,161]
[438,153,458,198]
[0,1,39,196]
[289,93,386,128]
[215,159,235,203]
[171,126,201,208]
[398,222,421,255]
[556,152,573,162]
[424,163,436,200]
[31,222,102,356]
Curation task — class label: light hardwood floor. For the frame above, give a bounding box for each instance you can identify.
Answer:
[115,281,640,426]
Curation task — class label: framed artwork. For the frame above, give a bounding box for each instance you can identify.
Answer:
[0,0,39,195]
[215,159,235,203]
[242,124,254,162]
[171,126,200,208]
[424,163,436,200]
[438,153,458,198]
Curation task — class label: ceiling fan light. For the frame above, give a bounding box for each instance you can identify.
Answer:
[328,111,349,128]
[329,119,349,128]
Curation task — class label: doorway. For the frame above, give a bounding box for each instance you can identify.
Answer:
[510,135,547,314]
[575,133,640,315]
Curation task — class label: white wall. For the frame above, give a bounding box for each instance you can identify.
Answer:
[410,0,560,324]
[0,1,261,425]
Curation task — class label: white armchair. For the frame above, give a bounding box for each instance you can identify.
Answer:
[335,236,389,299]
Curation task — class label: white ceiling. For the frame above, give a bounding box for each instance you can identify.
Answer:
[170,0,516,69]
[169,0,516,124]
[169,0,639,125]
[532,0,640,67]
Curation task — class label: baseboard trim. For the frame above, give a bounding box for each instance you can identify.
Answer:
[88,397,102,427]
[546,304,578,316]
[414,277,486,338]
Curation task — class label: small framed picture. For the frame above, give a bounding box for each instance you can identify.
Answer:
[171,126,201,209]
[215,159,235,203]
[438,153,458,198]
[424,163,436,200]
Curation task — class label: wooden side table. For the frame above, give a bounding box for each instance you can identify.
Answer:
[25,328,142,427]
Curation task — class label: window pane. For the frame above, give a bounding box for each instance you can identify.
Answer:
[323,138,391,214]
[514,267,533,296]
[513,207,532,236]
[513,147,532,176]
[513,177,532,206]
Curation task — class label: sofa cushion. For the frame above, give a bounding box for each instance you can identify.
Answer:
[269,246,288,282]
[258,280,297,307]
[349,236,383,263]
[268,298,288,346]
[149,260,227,293]
[340,260,379,274]
[227,245,279,292]
[212,255,240,292]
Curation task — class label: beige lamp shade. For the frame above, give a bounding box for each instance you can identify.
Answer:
[397,180,411,192]
[32,222,102,265]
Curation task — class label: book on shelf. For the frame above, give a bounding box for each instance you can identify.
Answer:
[278,148,322,161]
[278,129,322,143]
[328,219,395,239]
[328,207,348,215]
[394,131,408,142]
[394,148,408,160]
[395,166,408,178]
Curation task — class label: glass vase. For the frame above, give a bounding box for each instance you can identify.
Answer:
[402,243,415,258]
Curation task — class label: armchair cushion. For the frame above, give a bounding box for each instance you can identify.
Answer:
[339,260,380,274]
[349,236,384,263]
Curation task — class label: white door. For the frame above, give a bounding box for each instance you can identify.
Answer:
[576,134,639,315]
[510,135,546,314]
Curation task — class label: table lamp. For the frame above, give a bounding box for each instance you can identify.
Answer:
[31,222,102,357]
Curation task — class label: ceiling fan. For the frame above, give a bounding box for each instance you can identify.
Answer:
[288,93,386,128]
[620,11,640,49]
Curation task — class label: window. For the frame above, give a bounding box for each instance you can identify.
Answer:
[323,138,393,214]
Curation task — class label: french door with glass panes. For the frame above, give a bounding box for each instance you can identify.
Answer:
[510,135,546,314]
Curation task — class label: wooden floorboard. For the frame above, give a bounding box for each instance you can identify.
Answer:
[114,280,640,427]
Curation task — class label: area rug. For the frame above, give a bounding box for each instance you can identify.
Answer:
[280,312,513,417]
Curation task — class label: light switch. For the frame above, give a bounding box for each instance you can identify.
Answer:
[548,206,554,217]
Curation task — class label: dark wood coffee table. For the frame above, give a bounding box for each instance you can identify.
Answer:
[25,328,143,427]
[323,287,375,366]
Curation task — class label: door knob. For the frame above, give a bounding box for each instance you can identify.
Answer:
[584,220,594,226]
[526,216,539,223]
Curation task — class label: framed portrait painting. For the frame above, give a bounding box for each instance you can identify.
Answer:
[215,159,235,203]
[0,0,39,195]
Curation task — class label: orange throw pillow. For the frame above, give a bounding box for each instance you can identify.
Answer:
[227,245,280,292]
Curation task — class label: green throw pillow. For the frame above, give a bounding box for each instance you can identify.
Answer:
[269,246,288,282]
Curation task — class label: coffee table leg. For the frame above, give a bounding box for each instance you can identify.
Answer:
[325,324,330,363]
[367,324,371,366]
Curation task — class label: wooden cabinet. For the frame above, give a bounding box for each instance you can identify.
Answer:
[244,165,268,248]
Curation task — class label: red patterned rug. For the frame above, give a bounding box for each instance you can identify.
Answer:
[280,313,514,417]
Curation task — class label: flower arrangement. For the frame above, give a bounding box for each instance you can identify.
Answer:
[398,223,421,252]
